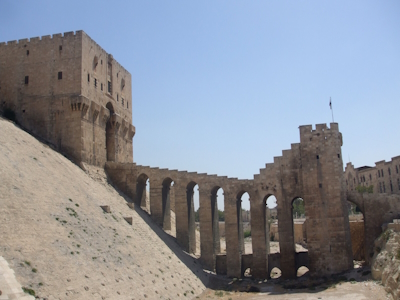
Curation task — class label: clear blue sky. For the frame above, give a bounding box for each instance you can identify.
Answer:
[1,1,399,209]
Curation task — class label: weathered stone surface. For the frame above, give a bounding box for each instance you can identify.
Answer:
[371,229,400,299]
[0,31,134,167]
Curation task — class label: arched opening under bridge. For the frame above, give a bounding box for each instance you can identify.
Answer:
[162,177,174,232]
[135,174,150,213]
[210,186,224,256]
[347,200,366,264]
[291,197,307,253]
[187,182,199,255]
[270,267,281,279]
[237,191,251,255]
[265,195,278,254]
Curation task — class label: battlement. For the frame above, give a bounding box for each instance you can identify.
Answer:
[0,30,129,74]
[299,123,340,143]
[0,30,83,47]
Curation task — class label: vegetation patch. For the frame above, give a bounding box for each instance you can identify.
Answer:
[66,207,78,218]
[22,287,35,296]
[244,230,251,238]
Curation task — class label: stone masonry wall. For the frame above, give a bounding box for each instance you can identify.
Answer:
[0,31,134,166]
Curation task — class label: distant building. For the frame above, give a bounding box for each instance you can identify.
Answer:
[344,156,400,195]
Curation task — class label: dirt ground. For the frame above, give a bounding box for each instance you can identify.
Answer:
[196,265,390,300]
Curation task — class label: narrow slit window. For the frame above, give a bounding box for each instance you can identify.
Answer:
[121,98,124,106]
[58,72,62,80]
[127,101,129,109]
[101,83,103,91]
[26,50,29,56]
[59,45,62,51]
[87,73,90,82]
[108,81,112,93]
[25,76,29,84]
[94,78,97,88]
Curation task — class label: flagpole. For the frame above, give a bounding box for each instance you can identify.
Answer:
[330,97,334,123]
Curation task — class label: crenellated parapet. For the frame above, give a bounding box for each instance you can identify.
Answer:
[0,31,83,48]
[299,122,342,146]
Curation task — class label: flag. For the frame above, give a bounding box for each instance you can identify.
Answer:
[329,98,332,109]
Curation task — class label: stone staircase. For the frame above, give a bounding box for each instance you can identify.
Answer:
[0,257,34,300]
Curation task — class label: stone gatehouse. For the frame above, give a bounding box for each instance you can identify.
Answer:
[0,31,135,166]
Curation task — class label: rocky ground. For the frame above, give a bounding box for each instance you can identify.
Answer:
[372,229,400,299]
[197,264,390,300]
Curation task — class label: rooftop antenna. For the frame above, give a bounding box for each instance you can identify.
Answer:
[329,97,334,123]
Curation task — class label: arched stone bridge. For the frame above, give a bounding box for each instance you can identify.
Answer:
[106,123,355,279]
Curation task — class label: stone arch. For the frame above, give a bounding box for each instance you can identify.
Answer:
[347,197,366,261]
[270,267,282,279]
[236,190,251,255]
[264,194,278,245]
[210,186,223,256]
[105,102,116,162]
[291,197,307,252]
[296,266,309,277]
[186,181,199,254]
[135,173,149,210]
[162,177,174,231]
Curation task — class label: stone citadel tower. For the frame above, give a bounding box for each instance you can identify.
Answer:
[0,30,135,166]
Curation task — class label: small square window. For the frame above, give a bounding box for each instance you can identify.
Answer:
[58,72,62,80]
[25,76,29,84]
